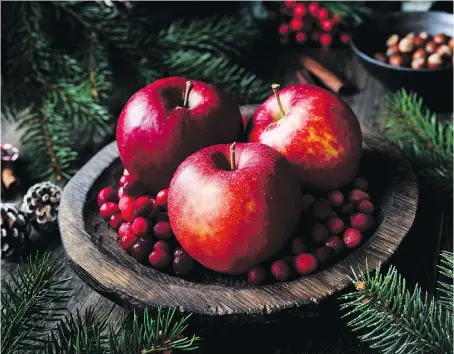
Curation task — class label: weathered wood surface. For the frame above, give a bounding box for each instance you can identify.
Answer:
[2,49,451,353]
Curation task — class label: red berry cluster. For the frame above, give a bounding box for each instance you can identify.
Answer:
[247,176,376,285]
[97,169,195,276]
[276,1,350,47]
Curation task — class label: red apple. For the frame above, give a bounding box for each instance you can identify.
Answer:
[247,84,362,190]
[116,77,243,193]
[168,142,302,274]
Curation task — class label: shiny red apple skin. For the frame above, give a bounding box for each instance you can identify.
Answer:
[247,84,362,190]
[168,143,302,275]
[116,77,243,194]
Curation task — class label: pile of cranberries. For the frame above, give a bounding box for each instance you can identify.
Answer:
[98,169,195,276]
[246,176,377,285]
[97,171,377,285]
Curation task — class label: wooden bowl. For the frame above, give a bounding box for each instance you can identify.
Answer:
[59,130,418,324]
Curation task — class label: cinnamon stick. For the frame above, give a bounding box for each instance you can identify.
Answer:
[296,68,316,86]
[299,56,345,93]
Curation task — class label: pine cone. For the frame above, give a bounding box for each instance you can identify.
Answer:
[21,181,62,232]
[1,203,30,259]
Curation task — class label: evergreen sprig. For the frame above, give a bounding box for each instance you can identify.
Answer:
[340,262,453,354]
[1,252,72,353]
[2,1,270,182]
[379,89,453,194]
[437,251,454,311]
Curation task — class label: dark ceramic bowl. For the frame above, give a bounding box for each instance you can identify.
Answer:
[351,11,453,111]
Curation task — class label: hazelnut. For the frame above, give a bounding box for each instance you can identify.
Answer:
[386,34,399,47]
[419,32,429,40]
[411,57,425,70]
[398,37,413,53]
[386,44,399,57]
[425,41,439,54]
[405,32,415,40]
[437,44,453,58]
[413,36,426,48]
[412,48,426,61]
[433,33,447,44]
[373,52,387,62]
[448,37,453,50]
[389,54,403,67]
[427,53,443,69]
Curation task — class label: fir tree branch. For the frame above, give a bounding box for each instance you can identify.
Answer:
[163,50,270,103]
[340,264,453,354]
[379,89,453,194]
[110,308,201,353]
[321,2,371,24]
[44,308,110,354]
[157,16,259,57]
[437,251,454,311]
[1,252,72,353]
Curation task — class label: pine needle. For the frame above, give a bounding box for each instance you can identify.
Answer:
[1,252,72,353]
[437,251,454,312]
[340,263,453,354]
[379,89,453,194]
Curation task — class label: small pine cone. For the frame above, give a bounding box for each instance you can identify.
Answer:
[21,181,62,232]
[1,203,30,259]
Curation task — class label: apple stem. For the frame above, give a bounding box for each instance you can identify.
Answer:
[272,83,285,117]
[183,81,194,108]
[229,142,236,171]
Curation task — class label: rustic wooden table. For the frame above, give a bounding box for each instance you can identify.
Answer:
[2,48,452,354]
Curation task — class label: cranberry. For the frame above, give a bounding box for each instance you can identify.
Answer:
[325,235,343,254]
[173,247,186,258]
[156,189,169,210]
[123,180,148,197]
[118,187,125,199]
[271,260,291,282]
[314,246,333,263]
[327,190,344,207]
[353,177,368,191]
[294,253,318,275]
[130,238,152,262]
[247,265,266,285]
[350,213,375,232]
[173,253,195,275]
[121,203,136,222]
[340,203,355,215]
[119,196,135,212]
[343,228,363,248]
[118,222,132,238]
[357,200,375,214]
[149,248,171,269]
[153,240,170,252]
[312,198,332,220]
[134,197,156,218]
[109,213,124,230]
[326,216,344,235]
[132,217,151,237]
[154,221,173,240]
[120,232,138,251]
[301,194,315,212]
[97,187,118,206]
[311,222,328,244]
[99,202,120,220]
[291,237,306,254]
[347,189,370,204]
[119,175,134,187]
[155,212,169,223]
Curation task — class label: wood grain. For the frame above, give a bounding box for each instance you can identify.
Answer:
[58,130,418,323]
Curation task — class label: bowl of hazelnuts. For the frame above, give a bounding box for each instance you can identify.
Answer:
[351,11,453,110]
